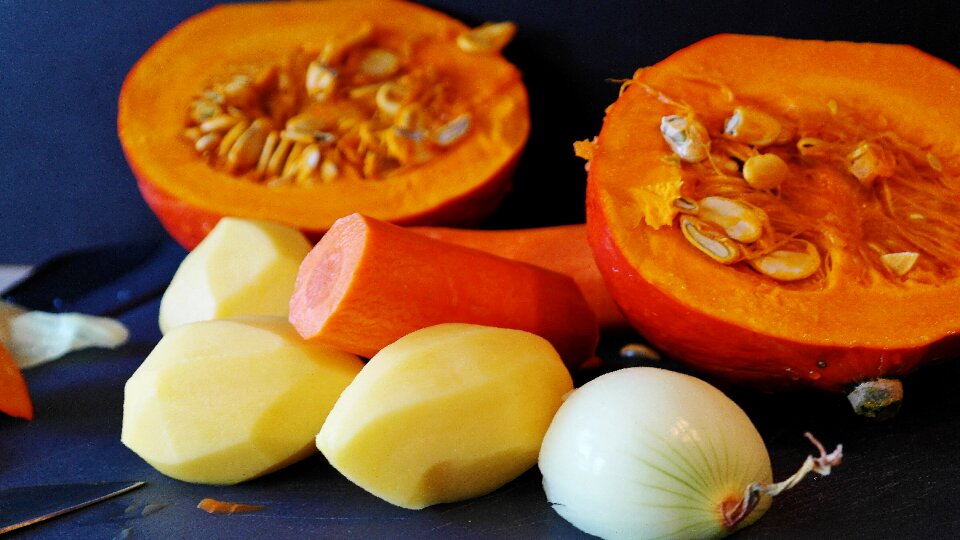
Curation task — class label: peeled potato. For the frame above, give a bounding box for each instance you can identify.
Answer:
[316,323,573,509]
[122,317,363,484]
[158,217,311,333]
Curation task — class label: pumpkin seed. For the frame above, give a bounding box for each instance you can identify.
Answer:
[880,251,919,276]
[697,196,765,243]
[306,61,338,101]
[194,133,221,154]
[673,197,699,213]
[660,114,709,163]
[256,131,280,176]
[723,106,781,146]
[227,118,272,174]
[456,22,516,54]
[217,120,250,158]
[748,240,821,282]
[742,153,789,190]
[434,114,471,147]
[200,114,242,134]
[359,48,400,79]
[266,138,294,178]
[680,215,741,264]
[848,141,894,187]
[375,82,406,117]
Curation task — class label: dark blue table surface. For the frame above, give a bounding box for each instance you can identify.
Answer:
[2,1,960,538]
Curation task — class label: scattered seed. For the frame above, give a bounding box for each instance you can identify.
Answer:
[256,131,280,176]
[619,343,662,362]
[749,240,821,282]
[673,197,699,213]
[217,120,250,158]
[680,215,741,264]
[359,48,400,79]
[266,137,294,178]
[697,196,765,244]
[848,142,895,188]
[661,114,709,163]
[723,106,781,146]
[456,21,517,54]
[200,114,241,134]
[375,82,406,117]
[434,113,471,146]
[881,251,919,276]
[306,61,338,101]
[194,133,221,154]
[742,153,789,190]
[227,118,271,174]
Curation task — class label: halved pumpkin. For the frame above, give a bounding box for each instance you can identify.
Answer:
[583,34,960,406]
[119,0,529,249]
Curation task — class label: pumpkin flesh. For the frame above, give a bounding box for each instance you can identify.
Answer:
[119,0,529,249]
[585,34,960,392]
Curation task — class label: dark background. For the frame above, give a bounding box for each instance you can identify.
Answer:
[2,0,959,263]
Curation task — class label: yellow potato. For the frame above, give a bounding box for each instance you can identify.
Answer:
[316,323,573,509]
[122,317,363,484]
[158,217,311,333]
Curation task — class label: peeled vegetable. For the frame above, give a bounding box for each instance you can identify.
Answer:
[582,34,960,408]
[158,217,311,333]
[317,323,573,509]
[122,317,363,484]
[539,367,841,539]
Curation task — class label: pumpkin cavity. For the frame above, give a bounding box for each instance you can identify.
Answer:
[641,87,960,287]
[181,21,512,186]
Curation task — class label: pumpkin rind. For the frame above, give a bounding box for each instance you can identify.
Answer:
[118,0,529,249]
[586,34,960,392]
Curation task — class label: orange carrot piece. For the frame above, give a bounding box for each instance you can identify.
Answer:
[197,498,265,514]
[289,214,599,370]
[409,224,628,330]
[0,341,33,420]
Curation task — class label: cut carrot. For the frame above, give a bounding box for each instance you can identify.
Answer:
[410,224,628,330]
[197,498,264,514]
[0,341,33,420]
[289,214,599,370]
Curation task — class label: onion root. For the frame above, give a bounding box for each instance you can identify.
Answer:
[722,432,843,530]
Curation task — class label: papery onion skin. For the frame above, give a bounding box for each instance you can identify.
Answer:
[538,367,773,540]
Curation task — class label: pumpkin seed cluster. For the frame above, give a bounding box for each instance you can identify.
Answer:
[181,21,515,186]
[658,98,960,285]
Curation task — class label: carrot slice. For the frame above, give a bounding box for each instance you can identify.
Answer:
[0,341,33,420]
[197,498,264,514]
[410,224,628,330]
[289,214,599,370]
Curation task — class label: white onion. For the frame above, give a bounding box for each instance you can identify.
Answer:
[539,367,839,540]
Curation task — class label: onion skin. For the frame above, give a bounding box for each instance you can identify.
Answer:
[538,367,772,540]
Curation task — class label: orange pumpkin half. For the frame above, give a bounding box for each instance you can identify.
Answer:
[583,34,960,409]
[119,0,529,249]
